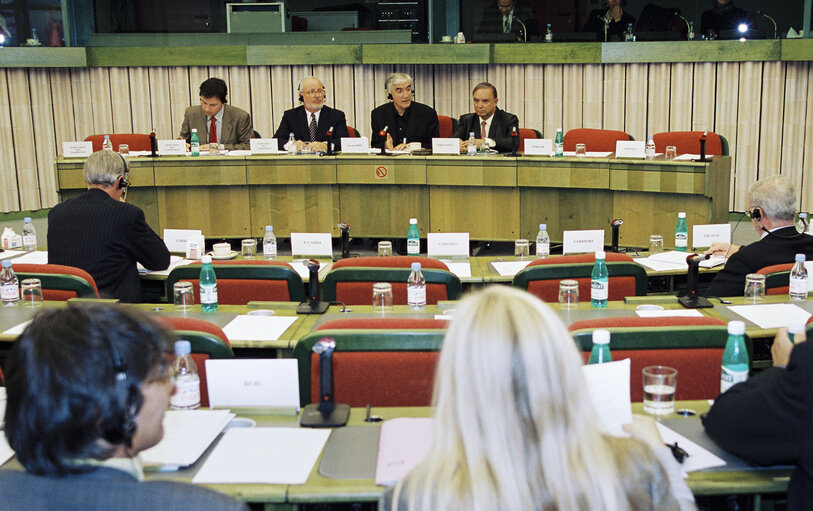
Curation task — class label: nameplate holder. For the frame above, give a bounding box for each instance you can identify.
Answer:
[206,359,300,411]
[291,232,333,257]
[250,139,279,154]
[341,137,369,154]
[692,223,731,249]
[185,235,205,260]
[523,139,553,156]
[563,229,605,254]
[615,141,645,159]
[427,232,470,259]
[164,228,202,253]
[432,138,460,155]
[62,141,93,158]
[158,139,187,155]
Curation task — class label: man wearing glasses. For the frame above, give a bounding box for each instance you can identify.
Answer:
[274,76,349,153]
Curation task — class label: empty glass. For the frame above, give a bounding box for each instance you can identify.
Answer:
[665,146,677,160]
[558,279,579,309]
[643,366,677,415]
[372,282,393,312]
[378,241,393,257]
[514,239,530,260]
[21,278,43,306]
[173,281,195,311]
[648,234,664,254]
[209,142,220,156]
[118,144,129,156]
[575,143,587,157]
[241,238,257,258]
[744,273,766,302]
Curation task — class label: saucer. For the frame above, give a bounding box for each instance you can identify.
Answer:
[209,250,238,260]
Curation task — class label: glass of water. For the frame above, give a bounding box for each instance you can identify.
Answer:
[558,279,579,309]
[744,273,766,303]
[21,278,43,306]
[575,143,587,157]
[378,241,393,257]
[514,239,530,260]
[642,366,677,415]
[665,146,677,160]
[241,238,257,258]
[118,144,129,156]
[648,234,663,255]
[173,281,195,311]
[372,282,393,312]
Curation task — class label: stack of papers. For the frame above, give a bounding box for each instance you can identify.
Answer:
[727,303,812,329]
[9,251,48,265]
[222,315,298,342]
[141,409,234,468]
[0,250,24,260]
[634,251,725,272]
[138,255,194,275]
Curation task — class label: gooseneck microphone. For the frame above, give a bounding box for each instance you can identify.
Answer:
[324,126,334,156]
[379,125,389,155]
[338,222,350,258]
[507,126,520,157]
[300,337,350,427]
[296,259,330,314]
[149,131,157,157]
[757,11,778,39]
[610,219,624,252]
[678,253,714,309]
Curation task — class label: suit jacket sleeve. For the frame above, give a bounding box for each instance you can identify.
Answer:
[179,107,194,142]
[453,114,473,140]
[490,111,520,152]
[330,110,349,150]
[224,107,252,150]
[274,110,297,150]
[130,209,171,271]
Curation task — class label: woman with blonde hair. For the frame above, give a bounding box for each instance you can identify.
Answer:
[382,286,695,511]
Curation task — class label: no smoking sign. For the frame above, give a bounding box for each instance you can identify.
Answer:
[375,166,388,178]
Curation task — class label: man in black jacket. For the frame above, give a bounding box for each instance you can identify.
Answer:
[370,72,439,151]
[273,76,349,152]
[48,150,170,302]
[453,82,519,153]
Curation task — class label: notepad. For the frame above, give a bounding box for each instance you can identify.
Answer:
[10,251,48,264]
[141,409,234,468]
[375,417,434,486]
[636,309,704,318]
[727,303,811,329]
[222,315,298,342]
[0,250,24,260]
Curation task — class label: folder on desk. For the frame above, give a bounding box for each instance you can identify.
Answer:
[140,409,234,468]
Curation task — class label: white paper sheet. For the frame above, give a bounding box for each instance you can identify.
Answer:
[10,251,48,264]
[581,358,633,437]
[140,410,234,468]
[656,423,727,473]
[489,260,531,276]
[290,260,330,280]
[3,320,31,335]
[0,250,24,260]
[673,153,701,161]
[636,309,704,318]
[562,151,613,157]
[727,304,812,329]
[222,315,298,342]
[441,261,471,279]
[375,417,434,486]
[138,255,193,275]
[0,434,13,467]
[633,257,686,272]
[206,359,300,409]
[226,150,251,156]
[192,427,330,484]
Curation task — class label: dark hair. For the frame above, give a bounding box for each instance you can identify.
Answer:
[473,82,498,99]
[199,77,228,103]
[3,305,172,476]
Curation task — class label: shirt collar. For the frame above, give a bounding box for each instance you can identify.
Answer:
[210,106,225,123]
[305,108,321,124]
[81,456,144,481]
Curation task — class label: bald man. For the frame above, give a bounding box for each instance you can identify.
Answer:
[273,76,349,152]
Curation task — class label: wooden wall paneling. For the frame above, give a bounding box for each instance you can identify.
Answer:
[562,64,583,132]
[781,62,808,210]
[0,69,20,212]
[28,69,58,206]
[69,68,94,141]
[582,64,603,133]
[269,66,294,134]
[602,64,626,131]
[524,65,544,135]
[542,64,563,137]
[646,63,670,138]
[669,63,693,131]
[503,64,525,127]
[248,66,273,141]
[331,65,356,131]
[733,62,763,211]
[757,61,785,180]
[168,67,192,140]
[227,66,252,120]
[88,68,113,136]
[7,68,40,209]
[187,67,210,106]
[714,62,740,209]
[147,67,172,140]
[126,67,152,134]
[692,62,716,132]
[108,67,133,134]
[49,68,77,149]
[624,64,647,141]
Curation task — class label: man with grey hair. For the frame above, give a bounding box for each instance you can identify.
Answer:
[371,72,439,151]
[704,175,813,297]
[47,150,170,302]
[452,82,519,153]
[273,76,349,153]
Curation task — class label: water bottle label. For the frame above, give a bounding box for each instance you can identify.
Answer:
[0,284,18,301]
[407,239,419,255]
[536,241,549,257]
[720,366,748,392]
[554,142,564,155]
[675,232,688,248]
[264,242,277,257]
[200,284,217,304]
[23,235,36,246]
[591,279,608,301]
[407,286,426,305]
[789,276,808,295]
[171,376,201,408]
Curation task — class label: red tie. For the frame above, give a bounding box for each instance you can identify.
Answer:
[481,120,487,140]
[208,117,217,144]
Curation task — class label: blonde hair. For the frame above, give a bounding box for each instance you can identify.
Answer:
[392,286,632,511]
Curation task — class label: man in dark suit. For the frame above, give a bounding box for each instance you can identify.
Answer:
[371,72,439,151]
[700,0,749,39]
[48,150,170,302]
[476,0,537,41]
[453,82,519,153]
[0,305,248,511]
[273,76,349,152]
[704,175,813,297]
[179,77,253,150]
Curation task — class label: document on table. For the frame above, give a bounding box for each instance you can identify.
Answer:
[673,154,701,161]
[222,315,298,342]
[636,309,704,318]
[3,320,31,335]
[10,251,48,264]
[582,358,633,438]
[192,427,330,484]
[138,255,193,275]
[290,260,330,280]
[562,151,613,157]
[375,417,434,486]
[634,251,725,272]
[727,303,812,329]
[141,409,234,468]
[489,260,531,276]
[0,250,24,260]
[656,423,726,473]
[440,261,471,279]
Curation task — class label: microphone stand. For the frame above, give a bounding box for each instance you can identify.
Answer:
[695,130,712,162]
[149,131,158,157]
[338,222,350,258]
[379,126,393,156]
[506,126,520,157]
[324,126,334,156]
[296,260,330,314]
[300,337,350,427]
[600,13,610,42]
[757,11,778,39]
[512,17,527,42]
[610,219,623,252]
[678,254,714,308]
[675,12,692,40]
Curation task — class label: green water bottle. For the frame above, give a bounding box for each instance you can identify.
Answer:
[199,255,217,312]
[554,128,564,157]
[591,250,608,309]
[588,329,612,364]
[720,320,748,393]
[190,128,200,157]
[675,212,688,252]
[407,218,420,256]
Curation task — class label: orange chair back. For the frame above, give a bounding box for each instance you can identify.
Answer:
[13,263,100,300]
[652,131,724,156]
[563,128,631,152]
[524,253,637,302]
[757,262,794,295]
[173,260,300,305]
[438,115,454,138]
[315,317,450,331]
[329,256,453,305]
[85,134,152,152]
[346,125,358,137]
[518,128,539,152]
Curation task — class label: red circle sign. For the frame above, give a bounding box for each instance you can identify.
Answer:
[375,166,388,178]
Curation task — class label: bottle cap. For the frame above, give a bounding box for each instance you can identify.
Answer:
[592,329,610,345]
[201,255,212,264]
[174,340,192,356]
[409,218,417,224]
[266,225,273,232]
[191,129,197,133]
[788,322,806,335]
[595,250,605,259]
[1,260,10,268]
[104,135,110,138]
[801,212,808,219]
[23,217,31,222]
[539,223,546,230]
[469,132,475,137]
[795,253,805,262]
[727,320,745,335]
[411,262,421,271]
[678,212,686,218]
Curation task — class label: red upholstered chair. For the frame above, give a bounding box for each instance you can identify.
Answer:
[323,256,462,305]
[512,253,647,303]
[757,263,794,295]
[315,317,450,331]
[569,316,742,401]
[85,134,152,152]
[563,128,632,152]
[155,316,234,408]
[165,260,305,305]
[346,125,358,137]
[518,128,541,152]
[652,131,728,156]
[437,115,457,138]
[13,263,99,300]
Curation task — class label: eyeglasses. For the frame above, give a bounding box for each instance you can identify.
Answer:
[303,89,325,96]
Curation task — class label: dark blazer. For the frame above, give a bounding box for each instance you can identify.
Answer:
[47,188,170,303]
[370,102,439,149]
[700,3,749,38]
[476,2,537,39]
[703,340,813,511]
[453,108,520,153]
[582,9,636,41]
[179,104,253,150]
[273,104,349,151]
[705,226,813,298]
[0,466,248,511]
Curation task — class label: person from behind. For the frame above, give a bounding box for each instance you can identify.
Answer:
[273,76,349,153]
[0,305,248,511]
[452,82,519,153]
[700,0,749,39]
[371,72,439,151]
[582,0,636,41]
[179,77,253,151]
[380,286,696,511]
[704,175,813,297]
[47,150,170,302]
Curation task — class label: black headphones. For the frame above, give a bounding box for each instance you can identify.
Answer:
[116,152,130,191]
[387,89,416,101]
[748,208,761,221]
[748,207,805,239]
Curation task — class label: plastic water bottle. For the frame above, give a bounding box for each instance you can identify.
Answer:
[288,133,297,155]
[645,135,656,160]
[407,262,426,311]
[721,320,749,393]
[263,225,277,260]
[102,135,113,151]
[591,250,608,309]
[588,329,612,364]
[467,132,476,156]
[675,212,688,252]
[688,21,695,40]
[545,24,553,42]
[170,340,201,410]
[0,260,19,306]
[190,129,200,156]
[624,23,634,41]
[789,253,808,301]
[407,218,420,256]
[199,255,218,312]
[554,128,564,157]
[796,212,808,233]
[536,223,549,258]
[22,217,36,251]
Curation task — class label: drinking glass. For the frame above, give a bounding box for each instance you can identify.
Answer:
[378,241,393,257]
[575,143,587,157]
[665,146,677,160]
[514,239,530,260]
[648,234,664,255]
[241,238,257,258]
[372,282,393,312]
[744,273,766,302]
[173,281,195,311]
[209,142,220,156]
[118,144,129,156]
[21,278,43,306]
[642,366,677,415]
[558,279,579,309]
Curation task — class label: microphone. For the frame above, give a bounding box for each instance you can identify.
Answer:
[696,130,710,162]
[757,10,778,39]
[512,17,528,42]
[296,259,330,314]
[610,219,623,252]
[324,125,334,155]
[379,125,389,155]
[300,337,350,427]
[507,126,520,157]
[598,13,610,42]
[149,131,157,157]
[338,222,350,258]
[678,253,714,308]
[675,11,692,40]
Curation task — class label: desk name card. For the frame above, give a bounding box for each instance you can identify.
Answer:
[250,139,280,154]
[432,138,460,155]
[341,137,369,154]
[163,228,202,253]
[206,359,300,410]
[523,138,553,156]
[290,232,333,257]
[427,232,470,258]
[615,141,645,159]
[157,139,187,155]
[62,141,93,158]
[692,223,731,249]
[563,229,605,254]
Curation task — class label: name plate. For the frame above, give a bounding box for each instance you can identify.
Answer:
[341,137,369,154]
[250,138,279,154]
[62,141,93,157]
[427,232,470,258]
[692,223,731,249]
[158,139,187,155]
[164,228,202,253]
[615,140,645,159]
[432,138,460,155]
[206,359,299,410]
[290,232,333,257]
[523,138,553,155]
[563,229,605,254]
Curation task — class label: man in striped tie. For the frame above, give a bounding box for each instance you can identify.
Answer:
[179,77,253,151]
[273,76,349,153]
